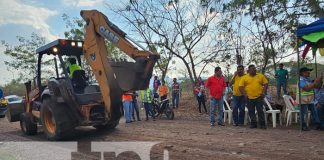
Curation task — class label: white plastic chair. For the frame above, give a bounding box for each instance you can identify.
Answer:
[283,95,300,126]
[223,97,233,124]
[263,98,282,128]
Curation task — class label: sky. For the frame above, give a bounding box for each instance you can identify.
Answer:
[0,0,217,86]
[0,0,130,85]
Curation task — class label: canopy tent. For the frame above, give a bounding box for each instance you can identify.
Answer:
[297,18,324,76]
[297,18,324,38]
[297,18,324,50]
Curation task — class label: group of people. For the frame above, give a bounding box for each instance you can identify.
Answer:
[194,63,324,131]
[201,65,269,128]
[121,76,182,123]
[153,76,181,109]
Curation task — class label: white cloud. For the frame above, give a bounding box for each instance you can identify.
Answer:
[0,0,59,41]
[62,0,104,7]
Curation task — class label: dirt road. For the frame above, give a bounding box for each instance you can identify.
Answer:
[0,95,324,160]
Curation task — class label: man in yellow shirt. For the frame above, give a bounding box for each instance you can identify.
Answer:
[239,64,268,129]
[230,65,246,126]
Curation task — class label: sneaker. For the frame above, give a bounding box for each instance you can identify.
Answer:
[210,123,215,127]
[250,125,257,129]
[302,126,310,131]
[313,123,321,130]
[260,125,267,129]
[233,123,238,126]
[218,122,225,126]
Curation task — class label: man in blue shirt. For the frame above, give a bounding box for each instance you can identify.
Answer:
[297,67,321,131]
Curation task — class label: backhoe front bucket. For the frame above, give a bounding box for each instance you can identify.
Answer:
[110,56,157,92]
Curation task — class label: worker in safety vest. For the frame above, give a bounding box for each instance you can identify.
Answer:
[140,88,155,121]
[67,58,81,78]
[122,92,133,123]
[297,67,321,131]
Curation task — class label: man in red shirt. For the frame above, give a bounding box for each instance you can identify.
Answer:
[205,67,226,126]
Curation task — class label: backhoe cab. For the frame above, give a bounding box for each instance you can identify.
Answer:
[6,10,159,140]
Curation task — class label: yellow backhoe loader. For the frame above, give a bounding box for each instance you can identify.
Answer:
[6,10,159,140]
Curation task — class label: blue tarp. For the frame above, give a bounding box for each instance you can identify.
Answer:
[297,18,324,37]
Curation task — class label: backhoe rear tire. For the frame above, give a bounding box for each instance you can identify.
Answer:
[41,98,76,141]
[20,112,38,135]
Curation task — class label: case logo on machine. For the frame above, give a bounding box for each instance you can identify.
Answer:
[99,26,120,44]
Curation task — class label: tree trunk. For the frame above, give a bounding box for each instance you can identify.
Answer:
[260,6,277,73]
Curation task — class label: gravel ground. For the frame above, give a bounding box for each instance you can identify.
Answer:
[0,93,324,160]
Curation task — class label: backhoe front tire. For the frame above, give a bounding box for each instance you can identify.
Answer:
[93,119,119,131]
[41,99,76,141]
[165,107,174,120]
[20,112,37,135]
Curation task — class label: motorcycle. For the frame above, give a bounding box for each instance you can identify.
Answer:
[152,98,174,120]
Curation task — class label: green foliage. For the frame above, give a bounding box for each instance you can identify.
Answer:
[62,13,85,41]
[2,78,26,96]
[1,33,47,82]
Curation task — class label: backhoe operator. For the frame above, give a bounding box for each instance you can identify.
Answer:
[67,58,81,78]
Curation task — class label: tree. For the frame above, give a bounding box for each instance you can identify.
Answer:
[224,0,323,74]
[108,0,229,85]
[2,78,26,96]
[1,33,48,82]
[147,44,172,81]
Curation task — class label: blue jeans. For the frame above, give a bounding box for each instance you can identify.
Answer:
[210,97,224,124]
[276,80,287,97]
[247,97,265,126]
[132,101,140,120]
[123,100,133,123]
[317,104,324,127]
[232,95,246,125]
[300,103,320,127]
[172,92,179,108]
[144,102,155,119]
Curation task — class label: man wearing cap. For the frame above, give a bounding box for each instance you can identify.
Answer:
[275,63,289,98]
[297,67,321,131]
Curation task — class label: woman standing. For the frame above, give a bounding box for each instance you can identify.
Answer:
[194,80,207,113]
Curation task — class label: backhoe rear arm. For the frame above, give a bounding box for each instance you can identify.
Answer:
[80,10,159,119]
